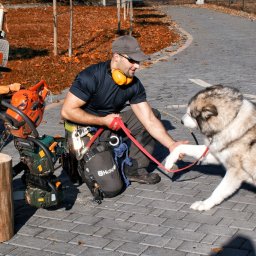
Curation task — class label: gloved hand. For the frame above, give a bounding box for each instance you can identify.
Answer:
[109,117,122,131]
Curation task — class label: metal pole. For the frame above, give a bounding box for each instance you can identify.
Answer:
[68,0,73,57]
[53,0,58,56]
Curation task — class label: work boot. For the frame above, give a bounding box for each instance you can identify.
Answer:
[125,167,161,185]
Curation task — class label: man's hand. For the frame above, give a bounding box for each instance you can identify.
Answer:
[103,114,121,131]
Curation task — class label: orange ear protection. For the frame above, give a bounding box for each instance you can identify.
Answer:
[112,69,133,86]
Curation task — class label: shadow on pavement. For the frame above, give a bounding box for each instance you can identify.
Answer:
[209,235,256,256]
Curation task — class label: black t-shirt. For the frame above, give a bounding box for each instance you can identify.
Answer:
[69,60,147,116]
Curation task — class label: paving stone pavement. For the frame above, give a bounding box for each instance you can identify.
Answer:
[1,5,256,256]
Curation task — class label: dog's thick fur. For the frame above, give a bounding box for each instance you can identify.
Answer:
[165,85,256,211]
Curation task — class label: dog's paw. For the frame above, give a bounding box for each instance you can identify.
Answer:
[190,200,213,211]
[164,155,176,169]
[165,150,181,169]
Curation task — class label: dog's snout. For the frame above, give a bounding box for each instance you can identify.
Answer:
[181,113,198,129]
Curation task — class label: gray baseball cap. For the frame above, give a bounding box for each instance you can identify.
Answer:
[112,35,150,62]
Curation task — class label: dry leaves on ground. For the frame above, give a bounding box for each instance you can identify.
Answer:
[1,5,181,94]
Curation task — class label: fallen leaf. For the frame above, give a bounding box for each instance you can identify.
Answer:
[211,247,223,253]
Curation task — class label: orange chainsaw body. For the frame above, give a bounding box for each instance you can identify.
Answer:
[6,80,49,138]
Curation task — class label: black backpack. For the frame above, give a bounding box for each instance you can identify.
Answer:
[78,142,125,203]
[63,131,130,204]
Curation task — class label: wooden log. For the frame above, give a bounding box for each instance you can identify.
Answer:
[0,83,20,95]
[9,83,21,92]
[0,85,9,94]
[0,153,14,242]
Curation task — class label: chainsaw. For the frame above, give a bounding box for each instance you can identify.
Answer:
[0,80,68,209]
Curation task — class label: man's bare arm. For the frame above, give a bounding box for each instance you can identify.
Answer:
[61,92,120,127]
[131,102,188,152]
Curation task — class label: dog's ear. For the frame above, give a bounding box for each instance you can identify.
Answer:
[201,105,218,120]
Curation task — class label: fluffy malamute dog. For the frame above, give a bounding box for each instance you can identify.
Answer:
[165,84,256,211]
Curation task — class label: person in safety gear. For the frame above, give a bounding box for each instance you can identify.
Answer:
[61,35,187,185]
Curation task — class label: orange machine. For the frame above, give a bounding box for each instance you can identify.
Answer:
[5,80,49,138]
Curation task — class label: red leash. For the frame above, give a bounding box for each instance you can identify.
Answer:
[86,127,104,149]
[110,117,209,174]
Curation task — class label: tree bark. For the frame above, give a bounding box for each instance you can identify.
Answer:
[117,0,121,34]
[68,0,73,57]
[129,0,133,36]
[53,0,58,56]
[0,153,14,242]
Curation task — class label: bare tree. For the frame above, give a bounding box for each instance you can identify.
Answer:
[116,0,134,36]
[129,0,133,35]
[68,0,73,57]
[117,0,121,34]
[53,0,58,56]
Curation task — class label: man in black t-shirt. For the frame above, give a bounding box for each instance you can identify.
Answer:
[61,35,186,185]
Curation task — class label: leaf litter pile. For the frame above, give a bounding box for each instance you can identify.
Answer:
[2,5,181,94]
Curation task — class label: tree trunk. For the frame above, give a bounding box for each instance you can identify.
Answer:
[0,153,14,242]
[117,0,121,34]
[68,0,73,57]
[123,0,126,20]
[129,0,133,36]
[53,0,58,56]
